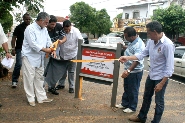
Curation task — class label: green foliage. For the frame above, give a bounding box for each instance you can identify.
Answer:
[70,2,95,32]
[0,0,43,32]
[152,4,185,38]
[69,2,112,35]
[94,9,112,35]
[113,13,122,21]
[0,10,13,33]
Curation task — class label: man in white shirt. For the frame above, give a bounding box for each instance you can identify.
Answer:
[21,12,54,106]
[0,23,12,107]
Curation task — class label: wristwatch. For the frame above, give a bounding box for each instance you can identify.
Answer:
[127,69,131,73]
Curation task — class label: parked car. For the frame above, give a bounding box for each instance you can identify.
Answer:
[147,46,185,77]
[173,42,183,47]
[81,33,89,44]
[91,37,125,47]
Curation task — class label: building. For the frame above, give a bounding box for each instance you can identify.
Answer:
[117,0,170,20]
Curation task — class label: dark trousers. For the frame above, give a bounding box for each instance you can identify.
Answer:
[138,75,168,123]
[121,71,143,111]
[12,49,22,82]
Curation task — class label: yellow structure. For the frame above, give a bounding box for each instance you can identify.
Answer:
[110,18,151,33]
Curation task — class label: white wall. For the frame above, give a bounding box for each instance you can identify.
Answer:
[148,2,170,18]
[121,2,170,19]
[122,4,148,19]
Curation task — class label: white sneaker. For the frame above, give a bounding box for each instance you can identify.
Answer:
[29,101,35,107]
[38,98,53,103]
[12,82,17,88]
[123,108,134,113]
[115,104,125,109]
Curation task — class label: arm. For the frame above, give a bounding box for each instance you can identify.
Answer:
[119,55,138,63]
[2,42,12,58]
[56,24,67,45]
[25,27,51,53]
[11,36,17,56]
[0,24,12,58]
[58,36,66,45]
[121,61,139,78]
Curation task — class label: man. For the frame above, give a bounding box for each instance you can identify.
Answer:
[11,13,31,88]
[21,12,54,107]
[45,15,66,95]
[115,27,145,113]
[45,20,83,93]
[0,23,12,107]
[119,21,175,123]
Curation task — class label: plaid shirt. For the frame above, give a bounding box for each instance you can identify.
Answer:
[124,37,145,72]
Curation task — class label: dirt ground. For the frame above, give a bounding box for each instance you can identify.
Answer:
[0,68,185,123]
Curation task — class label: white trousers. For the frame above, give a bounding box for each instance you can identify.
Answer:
[22,57,47,102]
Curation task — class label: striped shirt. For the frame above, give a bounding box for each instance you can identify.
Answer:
[22,22,52,68]
[135,33,175,80]
[124,37,145,73]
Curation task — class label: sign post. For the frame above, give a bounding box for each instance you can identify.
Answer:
[75,39,122,107]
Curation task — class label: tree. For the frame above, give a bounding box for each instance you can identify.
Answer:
[94,9,112,36]
[113,13,122,21]
[69,2,112,36]
[152,4,185,39]
[69,2,95,32]
[0,0,44,33]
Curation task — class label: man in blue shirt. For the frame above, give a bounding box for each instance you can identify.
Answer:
[115,27,145,113]
[119,21,175,123]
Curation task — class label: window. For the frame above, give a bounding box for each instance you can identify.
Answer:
[133,11,139,19]
[174,49,185,58]
[153,9,157,18]
[125,13,129,19]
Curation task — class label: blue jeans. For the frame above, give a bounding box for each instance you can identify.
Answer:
[12,49,22,83]
[121,71,143,111]
[138,75,168,123]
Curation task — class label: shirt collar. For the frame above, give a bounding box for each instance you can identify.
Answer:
[34,22,43,30]
[159,33,165,43]
[129,37,139,45]
[68,26,74,34]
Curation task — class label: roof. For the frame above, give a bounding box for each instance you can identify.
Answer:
[117,0,168,9]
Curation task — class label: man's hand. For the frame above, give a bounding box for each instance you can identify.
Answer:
[41,48,52,53]
[51,51,56,58]
[6,52,12,58]
[119,56,128,63]
[58,37,67,45]
[11,49,15,56]
[121,70,130,78]
[154,83,163,92]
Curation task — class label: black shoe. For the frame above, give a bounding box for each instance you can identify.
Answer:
[55,85,65,90]
[69,88,74,93]
[0,104,2,107]
[48,88,52,92]
[48,88,59,95]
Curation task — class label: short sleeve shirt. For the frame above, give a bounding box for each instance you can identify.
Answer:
[48,23,65,42]
[0,23,8,46]
[13,22,27,49]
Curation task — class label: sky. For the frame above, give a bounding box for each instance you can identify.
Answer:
[44,0,139,21]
